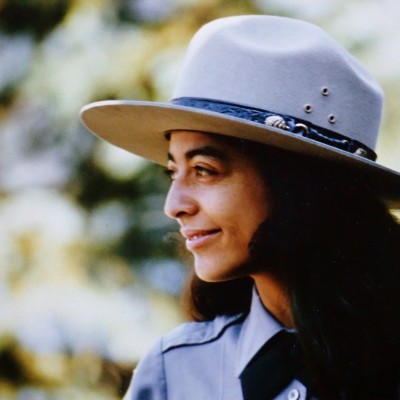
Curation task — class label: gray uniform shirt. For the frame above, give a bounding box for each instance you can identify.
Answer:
[124,290,313,400]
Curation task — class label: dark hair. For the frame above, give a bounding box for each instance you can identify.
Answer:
[182,138,400,399]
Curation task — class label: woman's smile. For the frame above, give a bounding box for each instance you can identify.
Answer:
[181,227,222,250]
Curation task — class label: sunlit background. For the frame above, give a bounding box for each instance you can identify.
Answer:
[1,0,399,398]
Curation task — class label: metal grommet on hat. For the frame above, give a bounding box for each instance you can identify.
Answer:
[304,104,313,113]
[321,87,330,96]
[328,114,336,124]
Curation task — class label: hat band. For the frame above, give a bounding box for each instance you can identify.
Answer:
[171,97,377,161]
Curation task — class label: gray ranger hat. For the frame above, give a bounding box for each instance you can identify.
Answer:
[80,15,400,207]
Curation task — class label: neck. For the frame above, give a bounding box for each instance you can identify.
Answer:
[251,273,294,328]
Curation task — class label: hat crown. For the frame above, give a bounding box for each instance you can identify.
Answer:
[173,15,383,150]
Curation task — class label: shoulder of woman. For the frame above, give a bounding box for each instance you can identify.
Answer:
[161,312,245,352]
[124,313,245,399]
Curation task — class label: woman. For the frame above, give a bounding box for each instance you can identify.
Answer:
[81,15,400,400]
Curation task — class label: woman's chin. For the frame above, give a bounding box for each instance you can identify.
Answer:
[193,258,251,283]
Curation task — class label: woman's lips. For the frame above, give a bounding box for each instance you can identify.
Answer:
[181,228,221,250]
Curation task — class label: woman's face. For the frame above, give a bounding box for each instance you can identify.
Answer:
[164,131,271,282]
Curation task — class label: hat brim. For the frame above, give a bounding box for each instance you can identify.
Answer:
[80,100,400,208]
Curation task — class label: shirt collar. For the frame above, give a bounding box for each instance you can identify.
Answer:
[235,287,292,377]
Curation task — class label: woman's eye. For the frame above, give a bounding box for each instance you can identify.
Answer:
[164,165,217,181]
[195,166,216,177]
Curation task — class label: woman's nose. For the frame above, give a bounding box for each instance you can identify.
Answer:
[164,180,198,220]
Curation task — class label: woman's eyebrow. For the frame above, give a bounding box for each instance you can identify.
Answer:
[168,145,229,163]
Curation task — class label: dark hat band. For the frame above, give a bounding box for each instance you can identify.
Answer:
[171,97,377,162]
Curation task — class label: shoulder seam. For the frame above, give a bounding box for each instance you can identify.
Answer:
[161,312,246,353]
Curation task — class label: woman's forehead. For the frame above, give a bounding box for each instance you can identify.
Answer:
[166,130,267,176]
[168,130,221,143]
[167,131,235,163]
[168,131,227,150]
[167,130,244,151]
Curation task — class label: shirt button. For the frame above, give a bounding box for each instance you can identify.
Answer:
[288,388,300,400]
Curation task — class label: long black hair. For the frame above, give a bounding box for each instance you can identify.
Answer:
[182,138,400,399]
